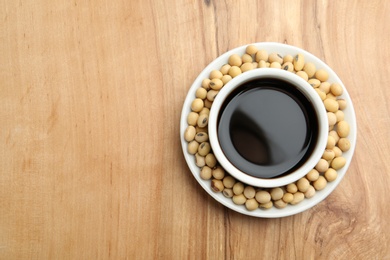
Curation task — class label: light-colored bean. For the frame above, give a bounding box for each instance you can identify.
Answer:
[199,107,210,115]
[293,53,305,71]
[245,198,259,211]
[209,69,223,80]
[201,78,211,90]
[187,112,199,126]
[327,135,336,149]
[286,183,298,193]
[198,142,211,156]
[243,186,256,199]
[223,188,233,198]
[270,187,284,201]
[258,60,267,68]
[306,169,320,181]
[241,62,254,72]
[337,99,347,110]
[195,132,209,143]
[184,125,196,142]
[329,130,340,144]
[337,120,350,138]
[313,176,327,190]
[274,199,287,209]
[327,112,337,126]
[195,153,206,167]
[197,114,208,128]
[187,140,199,154]
[228,54,242,67]
[205,153,216,168]
[221,74,232,85]
[220,64,231,75]
[222,176,236,189]
[315,69,329,82]
[269,53,283,64]
[259,201,273,209]
[270,62,282,69]
[308,78,321,88]
[233,182,244,195]
[304,185,316,198]
[206,89,219,101]
[325,168,338,182]
[282,193,294,203]
[324,98,339,112]
[255,49,269,62]
[212,166,225,180]
[255,190,271,204]
[211,179,224,192]
[331,157,346,170]
[315,158,329,173]
[290,192,305,205]
[228,66,242,78]
[322,149,335,161]
[196,87,207,99]
[232,194,247,205]
[330,83,343,96]
[204,99,212,108]
[282,62,294,72]
[319,82,331,93]
[209,78,223,90]
[297,178,310,192]
[242,53,253,63]
[338,138,351,152]
[303,62,316,78]
[332,146,343,157]
[315,89,326,100]
[296,70,309,81]
[283,54,294,63]
[191,98,204,112]
[246,45,258,55]
[200,166,212,180]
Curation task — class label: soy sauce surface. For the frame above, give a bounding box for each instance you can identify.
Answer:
[217,78,318,178]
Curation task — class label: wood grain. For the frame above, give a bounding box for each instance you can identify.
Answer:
[1,0,389,259]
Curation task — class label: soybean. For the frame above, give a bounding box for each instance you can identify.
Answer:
[206,90,219,101]
[282,193,294,203]
[205,153,217,168]
[270,187,284,201]
[337,99,347,110]
[268,53,283,64]
[255,49,269,62]
[306,169,320,181]
[337,121,350,138]
[241,54,253,63]
[196,87,207,99]
[232,194,247,205]
[228,66,242,78]
[291,192,305,205]
[330,83,343,96]
[233,182,244,195]
[259,201,273,209]
[197,114,208,128]
[325,168,338,182]
[191,98,204,112]
[188,140,199,155]
[212,166,225,180]
[220,64,231,75]
[195,153,206,167]
[209,78,223,90]
[200,166,212,180]
[209,70,223,79]
[297,178,310,192]
[296,70,309,81]
[274,199,287,209]
[315,69,329,82]
[324,98,339,112]
[223,176,236,189]
[315,159,329,173]
[313,176,327,191]
[245,198,259,211]
[228,54,242,67]
[198,142,211,156]
[304,185,316,198]
[221,74,232,85]
[184,125,196,142]
[331,157,346,170]
[293,53,305,71]
[211,179,224,192]
[195,132,208,143]
[303,62,316,78]
[338,138,351,152]
[246,45,258,55]
[223,188,234,198]
[243,186,256,199]
[241,62,254,72]
[255,190,271,204]
[286,183,298,193]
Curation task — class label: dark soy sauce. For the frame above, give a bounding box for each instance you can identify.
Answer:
[217,78,319,179]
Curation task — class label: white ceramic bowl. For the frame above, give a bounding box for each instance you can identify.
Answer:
[208,69,329,188]
[180,42,357,218]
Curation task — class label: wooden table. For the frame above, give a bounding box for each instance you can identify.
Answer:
[1,0,389,259]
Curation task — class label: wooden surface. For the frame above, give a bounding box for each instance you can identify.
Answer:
[1,0,389,259]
